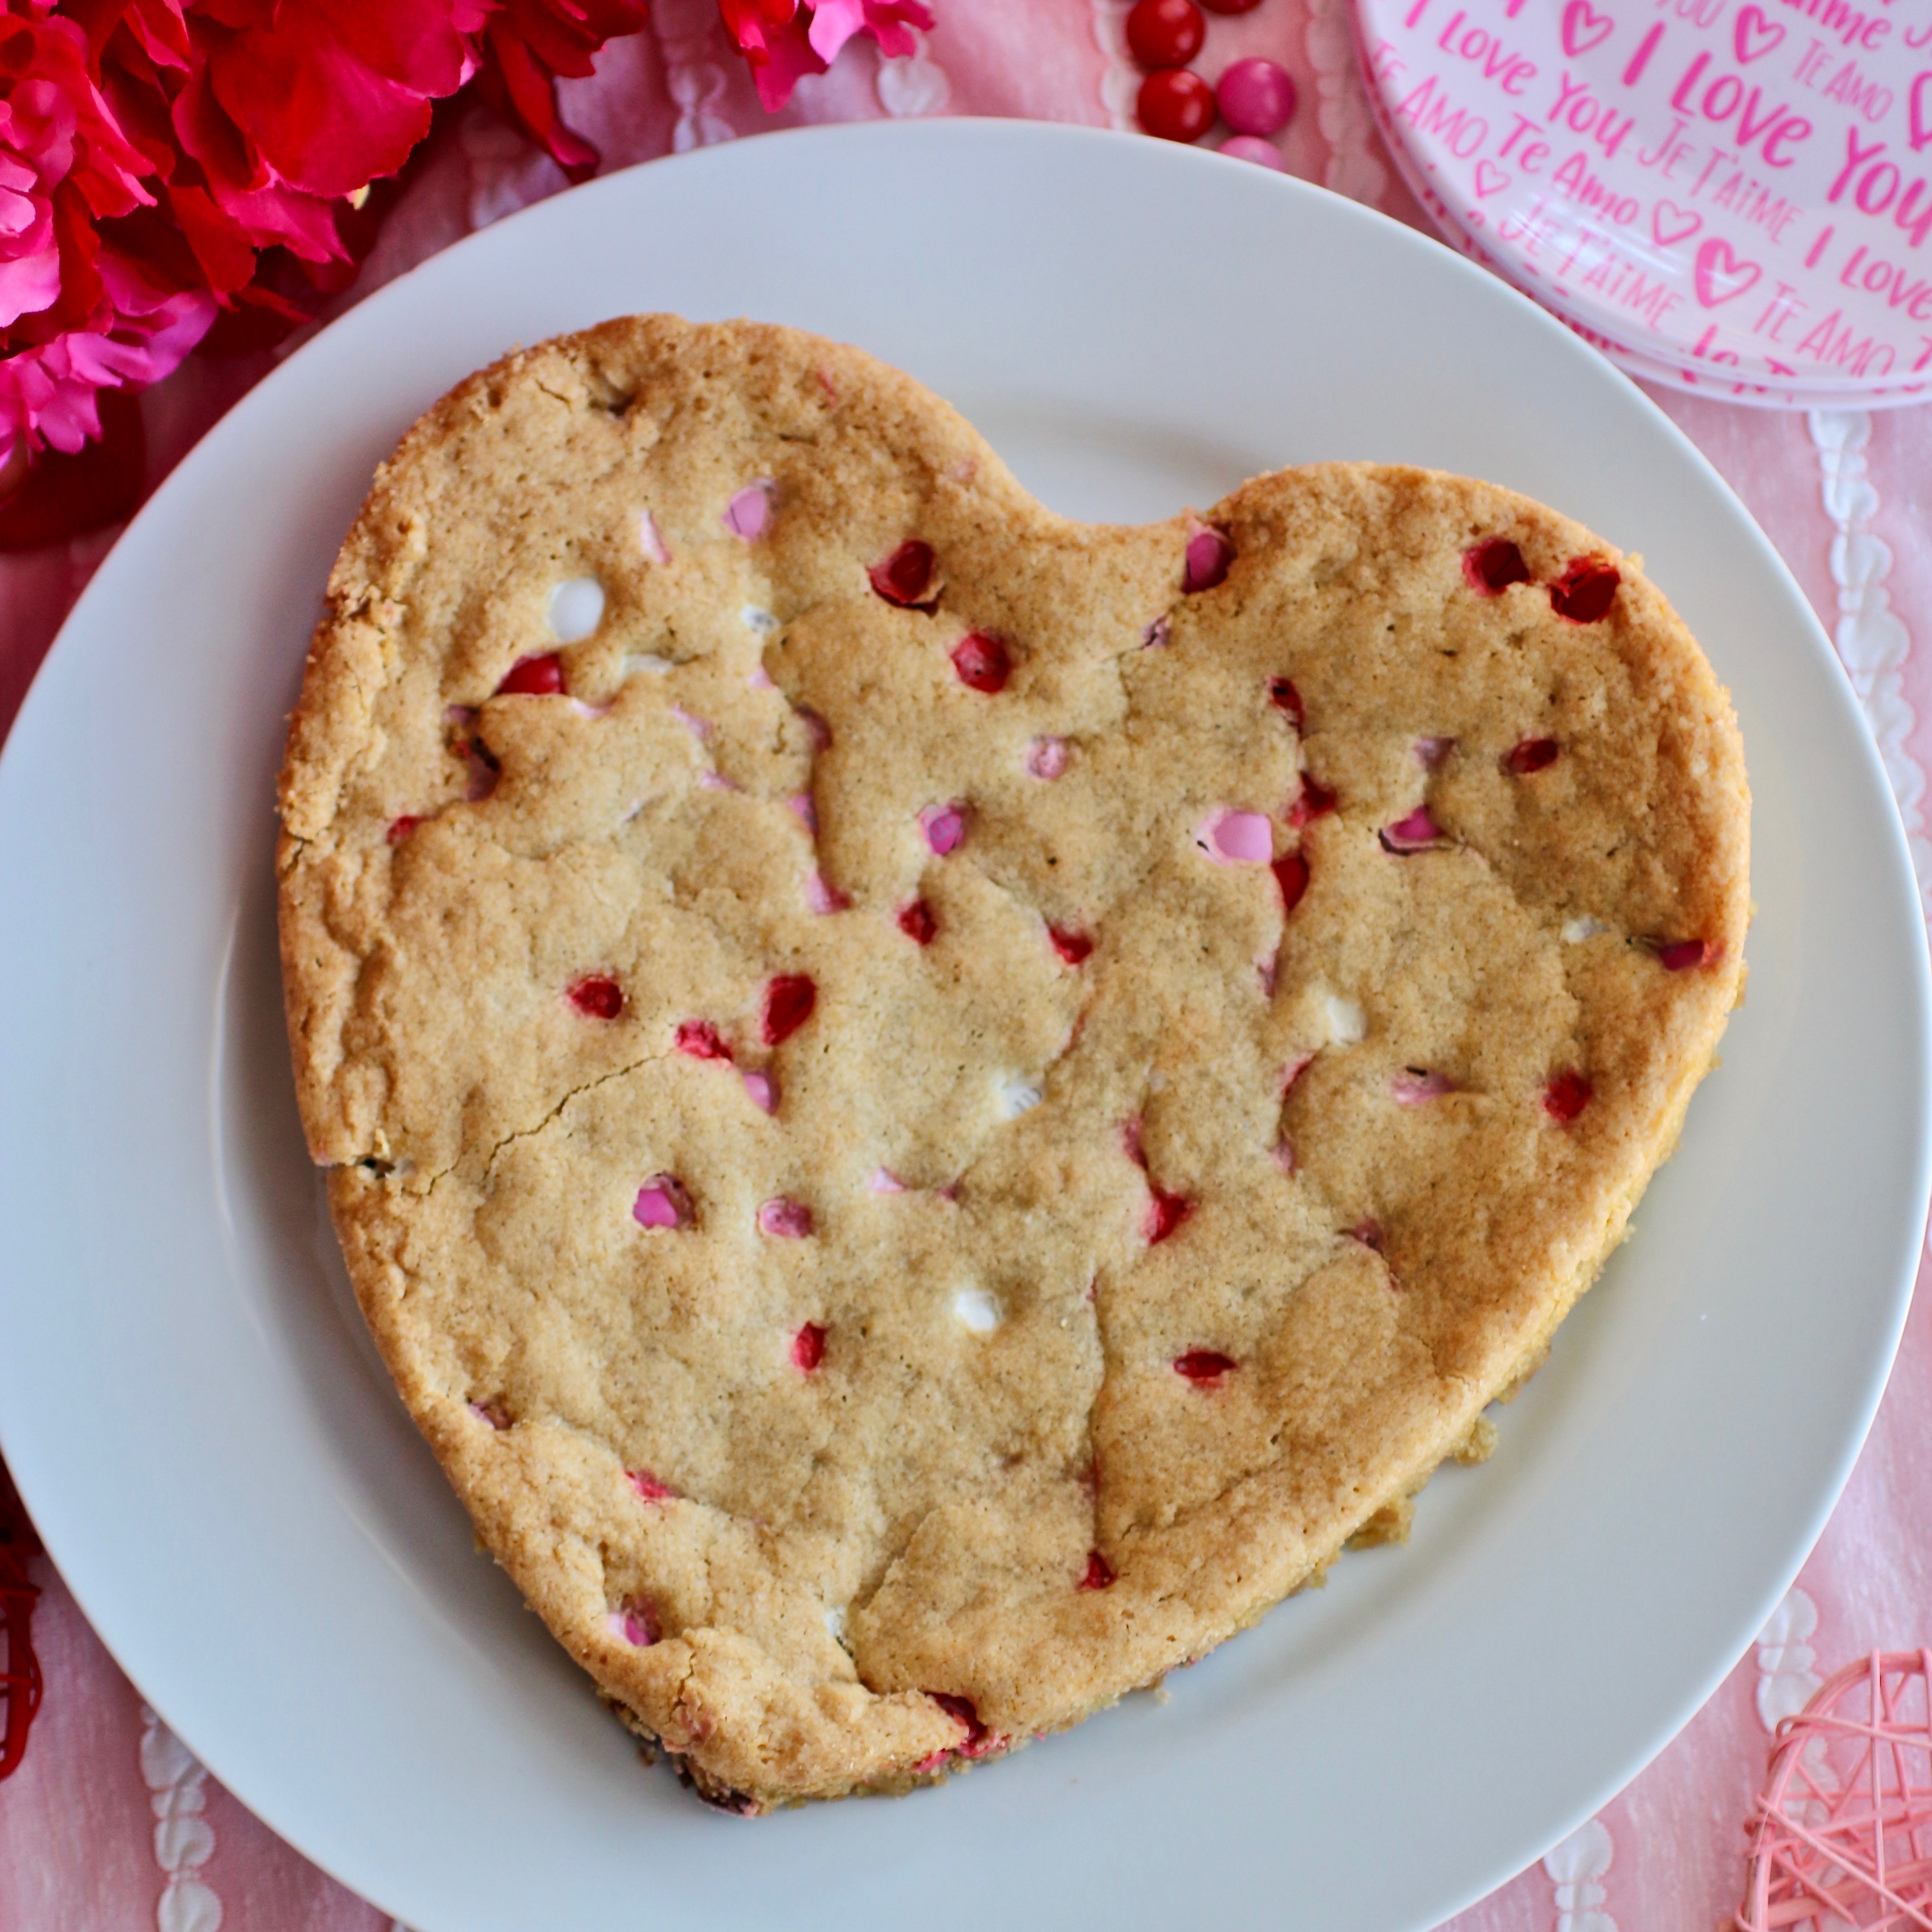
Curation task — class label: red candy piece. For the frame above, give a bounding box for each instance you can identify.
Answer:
[1657,938,1716,972]
[1349,1218,1384,1251]
[1288,776,1336,826]
[1506,738,1560,775]
[1273,849,1310,914]
[791,1322,826,1372]
[869,539,937,609]
[1049,926,1094,965]
[951,632,1011,693]
[1200,0,1262,10]
[898,900,938,945]
[1125,0,1204,68]
[496,652,566,696]
[387,815,423,844]
[1269,676,1305,729]
[568,974,625,1020]
[762,973,816,1044]
[1544,1071,1593,1122]
[1139,66,1215,142]
[1550,557,1621,623]
[1184,525,1233,591]
[1146,1188,1194,1244]
[928,1693,999,1759]
[1079,1550,1117,1591]
[1173,1349,1236,1382]
[675,1017,731,1060]
[759,1198,814,1239]
[1462,538,1531,596]
[627,1469,679,1502]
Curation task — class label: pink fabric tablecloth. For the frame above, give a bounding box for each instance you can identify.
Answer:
[2,6,1928,1927]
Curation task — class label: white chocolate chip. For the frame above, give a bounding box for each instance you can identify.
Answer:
[1323,992,1367,1045]
[997,1076,1042,1119]
[623,651,675,676]
[952,1286,1001,1334]
[548,576,605,642]
[1563,916,1610,943]
[741,605,779,635]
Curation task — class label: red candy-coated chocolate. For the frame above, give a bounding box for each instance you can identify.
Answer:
[929,1693,999,1758]
[1139,66,1215,142]
[1146,1188,1194,1244]
[1550,557,1621,623]
[387,814,423,844]
[1288,776,1336,826]
[1080,1550,1117,1590]
[762,973,816,1044]
[1125,0,1203,68]
[1269,676,1305,729]
[1273,849,1310,914]
[1544,1071,1593,1122]
[1200,0,1262,11]
[791,1322,826,1371]
[1462,538,1530,595]
[1049,926,1094,965]
[951,632,1011,693]
[869,539,937,608]
[1174,1349,1237,1381]
[675,1017,731,1059]
[898,900,938,945]
[568,974,625,1020]
[1657,938,1716,972]
[496,651,566,696]
[1506,738,1560,775]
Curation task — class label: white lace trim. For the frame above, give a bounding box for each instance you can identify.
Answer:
[1305,0,1388,206]
[1089,0,1138,132]
[140,1705,221,1932]
[876,28,952,117]
[1808,412,1931,905]
[1756,1586,1822,1730]
[652,0,739,154]
[1544,1816,1618,1932]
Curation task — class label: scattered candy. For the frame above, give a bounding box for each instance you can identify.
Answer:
[763,973,817,1044]
[1183,524,1233,592]
[869,538,937,607]
[791,1322,826,1370]
[721,479,774,539]
[497,652,566,697]
[568,974,625,1020]
[759,1198,813,1238]
[1125,0,1204,69]
[1203,809,1273,863]
[1544,1071,1593,1122]
[920,802,967,856]
[609,1600,659,1646]
[633,1176,691,1230]
[1380,806,1445,853]
[1462,538,1530,596]
[1139,66,1215,142]
[951,632,1011,693]
[743,1070,779,1114]
[1550,557,1620,623]
[1507,738,1560,775]
[1173,1349,1236,1381]
[1217,57,1296,136]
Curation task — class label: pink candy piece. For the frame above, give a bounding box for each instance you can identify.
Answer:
[806,873,850,915]
[1272,1139,1296,1175]
[639,509,671,565]
[1281,1053,1313,1094]
[1184,526,1233,593]
[670,705,712,740]
[1657,938,1716,972]
[722,479,775,539]
[1025,736,1069,780]
[748,664,776,691]
[609,1602,659,1647]
[1202,809,1274,864]
[1349,1219,1384,1251]
[743,1070,779,1114]
[627,1469,678,1502]
[1217,57,1296,135]
[633,1178,690,1230]
[1220,135,1285,169]
[1391,1069,1455,1105]
[869,1167,907,1194]
[1415,736,1456,770]
[469,1399,511,1430]
[796,706,832,752]
[788,793,818,833]
[920,802,967,855]
[759,1197,813,1238]
[699,771,738,791]
[1380,806,1445,853]
[1143,614,1171,650]
[791,1322,826,1372]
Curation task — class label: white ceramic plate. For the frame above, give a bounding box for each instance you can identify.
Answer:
[1,122,1926,1932]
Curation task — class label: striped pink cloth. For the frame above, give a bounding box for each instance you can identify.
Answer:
[1,5,1928,1927]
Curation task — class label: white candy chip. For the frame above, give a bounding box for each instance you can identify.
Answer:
[823,1604,847,1641]
[1562,915,1611,943]
[623,652,675,676]
[997,1076,1042,1119]
[548,576,605,642]
[1323,992,1367,1046]
[741,605,780,635]
[952,1286,1002,1335]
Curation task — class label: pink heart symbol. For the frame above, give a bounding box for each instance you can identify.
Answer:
[1652,201,1702,247]
[1561,0,1614,57]
[1474,160,1510,199]
[1911,71,1932,154]
[1694,237,1761,307]
[1733,5,1785,62]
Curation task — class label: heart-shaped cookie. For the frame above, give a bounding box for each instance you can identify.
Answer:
[278,317,1748,1811]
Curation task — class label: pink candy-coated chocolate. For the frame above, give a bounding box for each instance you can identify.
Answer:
[748,664,776,691]
[791,1322,826,1371]
[633,1176,690,1230]
[1217,56,1296,135]
[1203,809,1273,864]
[806,873,850,915]
[1391,1068,1454,1105]
[669,704,712,740]
[1349,1218,1384,1251]
[868,1167,907,1194]
[1220,135,1285,169]
[1282,1053,1313,1094]
[675,1018,732,1061]
[1146,1187,1194,1245]
[788,793,818,833]
[469,1399,511,1430]
[1173,1349,1236,1382]
[609,1601,659,1647]
[759,1197,813,1239]
[741,1070,778,1114]
[1272,1139,1296,1175]
[1142,614,1171,650]
[721,479,774,539]
[1183,525,1232,592]
[627,1469,678,1503]
[1415,735,1456,770]
[1380,806,1445,853]
[567,974,625,1021]
[1025,735,1069,780]
[920,802,967,856]
[639,508,671,565]
[1121,1117,1147,1169]
[699,770,737,791]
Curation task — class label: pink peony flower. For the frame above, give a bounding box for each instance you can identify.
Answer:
[718,0,934,111]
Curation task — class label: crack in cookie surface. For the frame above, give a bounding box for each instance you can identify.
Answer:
[278,315,1749,1809]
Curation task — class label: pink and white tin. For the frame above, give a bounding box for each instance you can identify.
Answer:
[1355,0,1932,406]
